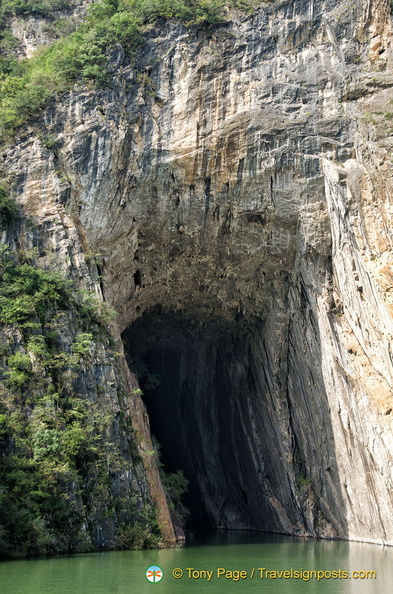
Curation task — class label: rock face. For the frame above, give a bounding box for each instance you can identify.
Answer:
[9,1,90,59]
[3,0,393,546]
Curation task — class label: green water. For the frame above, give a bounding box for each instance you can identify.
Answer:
[0,532,391,594]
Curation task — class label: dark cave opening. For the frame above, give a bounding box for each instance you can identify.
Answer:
[122,308,302,536]
[140,346,211,530]
[123,310,231,530]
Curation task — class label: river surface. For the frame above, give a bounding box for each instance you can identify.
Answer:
[0,531,391,594]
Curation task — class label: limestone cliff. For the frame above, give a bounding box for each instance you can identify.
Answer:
[2,0,393,551]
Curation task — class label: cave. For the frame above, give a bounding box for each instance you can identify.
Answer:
[0,0,391,554]
[122,305,342,537]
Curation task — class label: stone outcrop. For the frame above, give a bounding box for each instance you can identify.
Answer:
[9,0,90,59]
[3,0,393,546]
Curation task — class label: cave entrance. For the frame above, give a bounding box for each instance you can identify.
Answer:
[122,308,296,535]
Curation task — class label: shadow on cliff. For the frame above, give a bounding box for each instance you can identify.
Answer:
[122,300,348,540]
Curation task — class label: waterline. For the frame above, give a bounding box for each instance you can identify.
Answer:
[0,532,391,593]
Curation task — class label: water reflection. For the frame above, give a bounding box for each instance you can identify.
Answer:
[0,532,391,594]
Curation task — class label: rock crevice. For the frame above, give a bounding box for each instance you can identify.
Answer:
[2,0,393,547]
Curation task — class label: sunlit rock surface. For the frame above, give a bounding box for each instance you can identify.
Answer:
[4,0,393,545]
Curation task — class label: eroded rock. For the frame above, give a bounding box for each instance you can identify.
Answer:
[3,0,393,546]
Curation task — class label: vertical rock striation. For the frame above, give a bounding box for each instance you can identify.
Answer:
[2,0,393,546]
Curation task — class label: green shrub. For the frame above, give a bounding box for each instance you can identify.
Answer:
[297,475,313,488]
[71,332,93,358]
[0,185,19,222]
[0,252,139,558]
[1,0,70,18]
[0,413,8,437]
[40,133,59,150]
[161,469,189,521]
[44,17,77,39]
[115,513,163,549]
[152,438,189,524]
[0,261,71,324]
[0,0,257,140]
[26,335,47,356]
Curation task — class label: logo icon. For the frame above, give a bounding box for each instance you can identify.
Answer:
[146,565,164,583]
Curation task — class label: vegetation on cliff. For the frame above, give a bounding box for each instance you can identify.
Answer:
[0,184,19,221]
[0,238,162,558]
[0,0,261,140]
